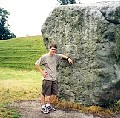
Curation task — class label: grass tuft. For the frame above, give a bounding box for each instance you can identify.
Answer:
[52,98,120,117]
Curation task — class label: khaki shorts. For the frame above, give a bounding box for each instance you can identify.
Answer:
[42,80,58,96]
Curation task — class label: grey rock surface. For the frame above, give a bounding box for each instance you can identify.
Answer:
[41,1,120,106]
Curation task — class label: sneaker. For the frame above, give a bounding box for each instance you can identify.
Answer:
[46,105,56,111]
[41,107,49,114]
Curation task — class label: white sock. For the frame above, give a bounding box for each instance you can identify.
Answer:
[46,103,50,107]
[42,105,46,108]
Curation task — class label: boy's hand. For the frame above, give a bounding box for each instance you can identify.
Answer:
[42,71,48,78]
[68,58,73,64]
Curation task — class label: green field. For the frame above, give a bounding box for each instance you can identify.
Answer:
[0,36,47,118]
[0,36,47,70]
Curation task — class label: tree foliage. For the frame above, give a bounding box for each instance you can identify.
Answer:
[0,8,16,40]
[57,0,76,5]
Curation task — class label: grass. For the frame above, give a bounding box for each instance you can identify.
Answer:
[0,68,42,102]
[0,36,47,70]
[52,99,120,117]
[0,68,42,118]
[0,36,46,118]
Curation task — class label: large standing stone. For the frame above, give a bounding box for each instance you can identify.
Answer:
[41,1,120,106]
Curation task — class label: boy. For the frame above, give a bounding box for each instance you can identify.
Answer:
[35,43,73,114]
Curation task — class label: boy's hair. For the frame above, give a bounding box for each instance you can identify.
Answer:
[49,43,57,49]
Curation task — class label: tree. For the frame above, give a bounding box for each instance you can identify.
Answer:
[57,0,76,5]
[0,8,16,40]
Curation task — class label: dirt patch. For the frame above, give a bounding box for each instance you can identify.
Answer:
[7,100,119,118]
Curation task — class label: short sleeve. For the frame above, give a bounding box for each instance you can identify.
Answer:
[35,55,46,65]
[55,54,62,61]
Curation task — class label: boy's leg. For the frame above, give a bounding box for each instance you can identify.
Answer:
[46,81,58,111]
[41,94,45,105]
[41,80,46,106]
[46,95,56,111]
[49,94,56,103]
[41,94,49,114]
[46,94,56,106]
[41,80,52,104]
[41,80,52,114]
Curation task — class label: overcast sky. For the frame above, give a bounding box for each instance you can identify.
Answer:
[0,0,119,37]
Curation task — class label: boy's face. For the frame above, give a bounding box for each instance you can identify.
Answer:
[49,47,57,55]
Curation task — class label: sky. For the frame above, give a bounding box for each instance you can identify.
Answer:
[0,0,119,37]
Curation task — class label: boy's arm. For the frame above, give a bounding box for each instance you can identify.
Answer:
[35,64,47,78]
[61,54,73,64]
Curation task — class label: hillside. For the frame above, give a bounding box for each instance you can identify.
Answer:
[0,36,47,70]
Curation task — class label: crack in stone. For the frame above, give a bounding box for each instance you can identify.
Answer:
[100,10,120,25]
